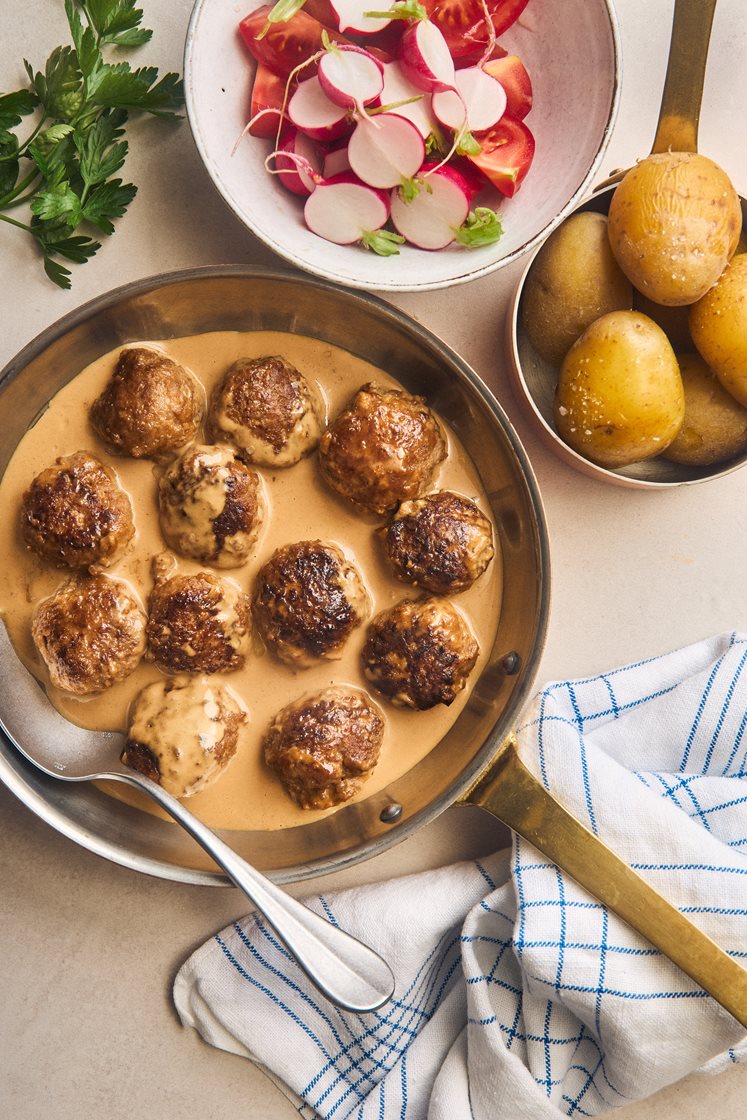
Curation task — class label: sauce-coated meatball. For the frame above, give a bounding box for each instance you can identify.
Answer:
[384,491,494,593]
[21,451,134,570]
[253,540,369,667]
[158,443,264,568]
[362,597,479,709]
[90,346,203,460]
[32,574,146,694]
[122,677,246,798]
[209,356,323,467]
[319,383,447,516]
[263,686,384,809]
[146,568,251,674]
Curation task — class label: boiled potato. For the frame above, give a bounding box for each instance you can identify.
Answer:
[662,352,747,466]
[521,211,633,365]
[689,255,747,406]
[608,152,742,306]
[554,311,684,468]
[633,291,692,351]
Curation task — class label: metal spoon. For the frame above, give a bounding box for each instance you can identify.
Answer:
[0,622,394,1013]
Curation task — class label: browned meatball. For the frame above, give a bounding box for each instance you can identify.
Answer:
[319,383,447,516]
[263,687,384,809]
[32,574,146,694]
[146,568,251,674]
[362,597,479,709]
[122,677,246,798]
[384,491,494,594]
[21,451,134,570]
[209,356,323,467]
[158,444,264,568]
[90,346,203,460]
[253,540,369,667]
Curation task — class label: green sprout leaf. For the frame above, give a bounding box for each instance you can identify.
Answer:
[256,0,308,40]
[456,129,482,156]
[363,0,427,20]
[360,228,406,256]
[455,206,503,248]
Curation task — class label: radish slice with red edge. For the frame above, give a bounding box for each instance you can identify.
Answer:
[432,67,507,133]
[399,20,456,93]
[379,60,437,139]
[390,162,502,249]
[304,172,404,254]
[329,0,392,35]
[322,143,351,178]
[317,45,384,108]
[348,112,425,190]
[276,130,323,196]
[288,75,352,142]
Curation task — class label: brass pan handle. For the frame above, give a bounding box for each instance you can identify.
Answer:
[465,736,747,1030]
[651,0,717,155]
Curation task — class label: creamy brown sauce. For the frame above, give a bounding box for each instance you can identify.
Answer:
[0,331,502,831]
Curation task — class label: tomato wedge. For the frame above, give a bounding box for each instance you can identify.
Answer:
[247,63,288,138]
[423,0,530,64]
[238,6,348,77]
[482,54,532,121]
[467,116,535,198]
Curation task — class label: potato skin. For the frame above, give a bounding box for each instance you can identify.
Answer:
[554,311,685,468]
[633,291,692,351]
[689,255,747,407]
[608,152,742,306]
[521,211,633,366]
[662,352,747,466]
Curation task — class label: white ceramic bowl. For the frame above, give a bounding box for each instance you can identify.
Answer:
[184,0,621,292]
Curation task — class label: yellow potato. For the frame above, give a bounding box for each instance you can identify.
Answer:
[633,291,692,351]
[662,352,747,466]
[689,255,747,406]
[607,152,742,306]
[554,311,684,468]
[521,211,633,366]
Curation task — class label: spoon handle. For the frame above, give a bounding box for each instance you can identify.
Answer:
[467,737,747,1030]
[651,0,717,154]
[109,770,395,1013]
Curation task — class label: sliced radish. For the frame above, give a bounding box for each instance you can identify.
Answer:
[432,67,507,133]
[322,143,351,178]
[483,54,533,121]
[317,46,384,109]
[379,60,437,139]
[399,20,456,94]
[304,172,403,254]
[347,112,425,190]
[391,163,469,248]
[276,130,323,196]
[329,0,392,36]
[288,75,352,142]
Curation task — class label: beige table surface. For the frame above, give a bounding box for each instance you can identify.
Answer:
[1,1,747,1117]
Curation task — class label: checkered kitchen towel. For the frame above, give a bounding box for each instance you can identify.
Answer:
[174,632,747,1118]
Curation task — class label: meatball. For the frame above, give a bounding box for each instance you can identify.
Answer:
[209,355,323,467]
[122,677,246,798]
[21,451,134,570]
[158,443,264,568]
[263,687,384,809]
[32,574,146,695]
[362,597,479,710]
[253,540,370,667]
[384,491,494,594]
[90,346,203,460]
[319,383,447,516]
[146,568,251,674]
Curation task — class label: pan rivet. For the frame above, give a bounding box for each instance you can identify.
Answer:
[502,651,521,675]
[380,802,403,823]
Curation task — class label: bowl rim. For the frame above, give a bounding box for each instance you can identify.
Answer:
[182,0,623,293]
[0,264,552,885]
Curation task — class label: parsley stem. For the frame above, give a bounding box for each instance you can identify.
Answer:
[0,213,34,233]
[0,169,42,209]
[0,115,49,162]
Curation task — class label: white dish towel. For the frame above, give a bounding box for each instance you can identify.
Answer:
[174,632,747,1118]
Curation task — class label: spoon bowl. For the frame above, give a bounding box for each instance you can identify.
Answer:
[0,621,395,1014]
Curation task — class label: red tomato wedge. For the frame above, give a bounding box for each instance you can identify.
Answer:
[482,54,532,120]
[238,6,348,77]
[467,116,535,197]
[423,0,530,64]
[248,63,288,137]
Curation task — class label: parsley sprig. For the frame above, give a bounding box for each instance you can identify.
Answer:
[0,0,184,288]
